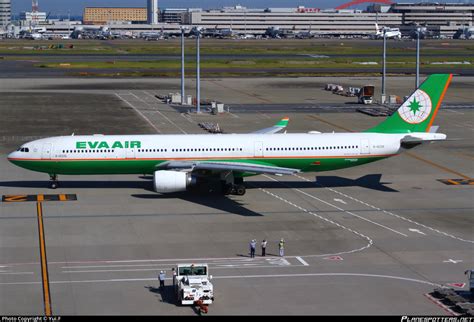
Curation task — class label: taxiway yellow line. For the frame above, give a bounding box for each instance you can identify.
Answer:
[36,201,52,316]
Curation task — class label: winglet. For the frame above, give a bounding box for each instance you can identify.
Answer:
[275,117,290,128]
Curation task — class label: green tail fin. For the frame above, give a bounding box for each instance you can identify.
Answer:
[365,74,452,134]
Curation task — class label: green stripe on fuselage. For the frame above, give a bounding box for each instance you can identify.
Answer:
[9,156,387,176]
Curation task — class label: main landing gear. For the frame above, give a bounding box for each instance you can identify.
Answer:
[222,178,246,196]
[49,174,59,189]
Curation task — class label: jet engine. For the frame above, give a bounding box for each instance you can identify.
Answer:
[153,170,196,193]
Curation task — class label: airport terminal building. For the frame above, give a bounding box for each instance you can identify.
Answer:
[83,7,148,25]
[183,6,402,36]
[0,0,11,28]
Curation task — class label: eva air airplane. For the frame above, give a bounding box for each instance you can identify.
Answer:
[8,74,452,195]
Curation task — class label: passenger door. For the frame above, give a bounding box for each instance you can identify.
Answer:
[254,142,263,157]
[360,139,370,155]
[126,148,136,159]
[41,143,52,160]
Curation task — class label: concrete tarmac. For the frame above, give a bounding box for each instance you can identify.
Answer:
[0,78,472,315]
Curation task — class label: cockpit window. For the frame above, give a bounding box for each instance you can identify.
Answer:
[18,147,30,152]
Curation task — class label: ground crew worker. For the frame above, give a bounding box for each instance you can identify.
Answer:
[159,270,166,288]
[278,239,285,257]
[249,239,257,258]
[172,267,177,286]
[261,239,267,257]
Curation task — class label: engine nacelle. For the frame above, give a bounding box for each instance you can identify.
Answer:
[153,170,195,193]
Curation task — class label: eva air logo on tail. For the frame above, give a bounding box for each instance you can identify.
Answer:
[398,89,432,124]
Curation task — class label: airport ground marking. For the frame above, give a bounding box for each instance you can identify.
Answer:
[409,228,426,236]
[115,93,162,134]
[438,178,474,185]
[36,201,52,316]
[0,273,443,289]
[324,256,344,261]
[296,257,309,266]
[140,91,188,134]
[424,293,459,316]
[293,174,474,244]
[443,259,463,264]
[255,185,374,258]
[405,152,472,180]
[208,80,273,104]
[2,194,77,203]
[264,175,408,237]
[61,264,297,274]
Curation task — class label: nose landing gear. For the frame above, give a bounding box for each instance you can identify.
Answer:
[49,174,59,189]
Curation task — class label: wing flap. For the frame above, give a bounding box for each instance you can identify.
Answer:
[157,160,299,175]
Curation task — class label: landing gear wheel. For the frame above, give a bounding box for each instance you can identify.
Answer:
[222,183,233,195]
[235,185,246,196]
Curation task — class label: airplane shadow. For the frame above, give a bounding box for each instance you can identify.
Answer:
[0,180,151,189]
[250,174,398,193]
[145,285,177,306]
[132,192,263,217]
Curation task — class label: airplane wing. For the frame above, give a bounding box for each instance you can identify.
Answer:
[252,117,289,134]
[156,160,299,176]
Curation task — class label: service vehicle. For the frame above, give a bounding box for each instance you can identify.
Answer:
[175,264,214,305]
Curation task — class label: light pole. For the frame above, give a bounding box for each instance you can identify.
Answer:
[416,27,421,88]
[381,29,387,104]
[180,26,186,105]
[196,27,201,113]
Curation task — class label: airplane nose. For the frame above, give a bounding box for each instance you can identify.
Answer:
[7,151,17,161]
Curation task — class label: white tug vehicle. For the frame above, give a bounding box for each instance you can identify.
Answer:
[175,264,214,306]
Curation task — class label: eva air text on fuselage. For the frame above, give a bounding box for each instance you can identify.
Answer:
[76,141,142,149]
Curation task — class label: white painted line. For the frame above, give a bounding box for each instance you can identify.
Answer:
[61,263,175,269]
[294,174,474,244]
[63,268,166,274]
[115,93,161,134]
[256,185,374,257]
[443,259,463,264]
[447,109,464,115]
[266,175,408,237]
[296,257,309,266]
[334,198,347,205]
[0,272,34,275]
[2,255,302,267]
[62,264,302,274]
[140,91,188,134]
[409,228,426,236]
[180,113,195,124]
[0,273,442,287]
